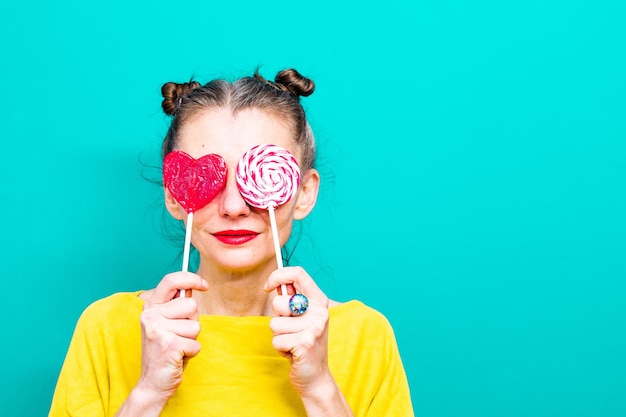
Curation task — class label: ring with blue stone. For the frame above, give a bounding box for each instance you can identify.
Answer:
[289,293,309,315]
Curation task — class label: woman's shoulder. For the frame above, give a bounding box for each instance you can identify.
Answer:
[329,300,395,335]
[327,300,402,370]
[77,291,144,328]
[330,299,388,318]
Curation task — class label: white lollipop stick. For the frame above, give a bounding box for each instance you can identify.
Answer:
[182,211,193,272]
[179,211,194,298]
[163,150,228,299]
[236,144,301,297]
[268,205,288,295]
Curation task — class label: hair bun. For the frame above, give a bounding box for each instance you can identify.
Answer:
[274,69,315,98]
[161,81,201,115]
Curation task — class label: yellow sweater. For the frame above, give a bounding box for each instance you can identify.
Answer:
[49,292,414,416]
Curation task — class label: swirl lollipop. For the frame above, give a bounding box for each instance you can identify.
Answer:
[163,150,227,296]
[237,144,300,294]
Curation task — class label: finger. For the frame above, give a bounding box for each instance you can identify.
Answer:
[174,289,193,299]
[270,307,328,335]
[276,283,295,296]
[269,316,306,335]
[163,319,201,340]
[271,294,295,317]
[272,332,316,358]
[156,297,199,320]
[143,316,201,340]
[264,266,328,307]
[144,296,200,323]
[179,337,202,358]
[272,332,298,356]
[141,308,201,340]
[271,293,312,317]
[151,272,208,304]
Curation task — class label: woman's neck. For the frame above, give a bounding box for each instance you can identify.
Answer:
[193,263,277,316]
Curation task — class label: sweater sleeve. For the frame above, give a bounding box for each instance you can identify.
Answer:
[365,315,414,417]
[48,300,112,417]
[48,293,142,417]
[329,302,415,417]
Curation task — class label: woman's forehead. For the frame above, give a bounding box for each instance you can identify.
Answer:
[176,108,300,161]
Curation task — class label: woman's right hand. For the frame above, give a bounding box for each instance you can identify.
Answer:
[139,272,208,399]
[115,272,208,416]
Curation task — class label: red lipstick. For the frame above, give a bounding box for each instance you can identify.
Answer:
[213,230,259,245]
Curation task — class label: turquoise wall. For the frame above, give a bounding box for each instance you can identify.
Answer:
[1,1,624,416]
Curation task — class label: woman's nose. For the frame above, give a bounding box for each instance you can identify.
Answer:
[218,171,251,218]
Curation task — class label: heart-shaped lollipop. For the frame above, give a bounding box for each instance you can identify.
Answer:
[163,150,227,213]
[162,150,227,293]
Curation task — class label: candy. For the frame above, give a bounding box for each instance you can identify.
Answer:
[162,150,227,288]
[236,144,301,293]
[236,144,301,209]
[163,150,227,213]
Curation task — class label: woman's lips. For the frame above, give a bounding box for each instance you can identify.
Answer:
[212,230,259,245]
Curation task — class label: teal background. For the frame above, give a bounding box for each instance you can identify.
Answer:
[1,1,625,416]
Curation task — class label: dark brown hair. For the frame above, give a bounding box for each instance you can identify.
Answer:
[160,68,316,171]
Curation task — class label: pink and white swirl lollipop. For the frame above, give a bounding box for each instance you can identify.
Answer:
[237,144,300,209]
[237,144,300,292]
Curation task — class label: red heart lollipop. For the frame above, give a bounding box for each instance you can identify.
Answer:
[163,150,227,213]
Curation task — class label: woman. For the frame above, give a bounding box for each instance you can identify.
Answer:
[49,68,414,416]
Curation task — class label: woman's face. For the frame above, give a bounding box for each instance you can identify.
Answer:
[164,107,319,274]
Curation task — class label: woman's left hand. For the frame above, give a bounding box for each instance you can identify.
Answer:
[264,266,332,394]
